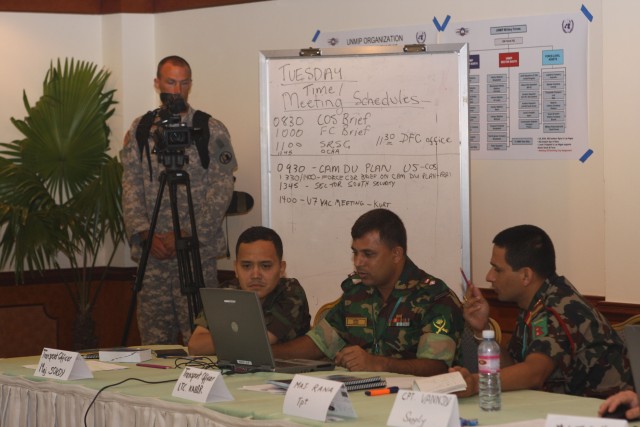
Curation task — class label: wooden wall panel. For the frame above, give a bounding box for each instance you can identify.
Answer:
[0,268,636,357]
[0,0,268,14]
[101,0,155,14]
[480,288,635,344]
[0,268,141,356]
[0,305,57,358]
[0,0,101,14]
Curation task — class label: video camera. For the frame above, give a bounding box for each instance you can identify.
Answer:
[152,93,195,169]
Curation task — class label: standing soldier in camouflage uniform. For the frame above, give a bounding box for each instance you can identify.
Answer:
[454,224,632,398]
[121,56,236,345]
[273,208,464,376]
[188,226,310,355]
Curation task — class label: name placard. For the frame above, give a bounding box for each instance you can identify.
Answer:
[546,414,629,427]
[33,348,92,380]
[172,367,233,403]
[387,391,459,427]
[283,374,357,422]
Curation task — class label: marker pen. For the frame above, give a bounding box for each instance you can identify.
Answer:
[365,386,399,396]
[136,363,173,369]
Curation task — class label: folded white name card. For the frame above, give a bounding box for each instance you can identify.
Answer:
[283,374,357,422]
[34,348,93,380]
[99,348,152,363]
[172,367,233,403]
[387,391,460,427]
[546,414,628,427]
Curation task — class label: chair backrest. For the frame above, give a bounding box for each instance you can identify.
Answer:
[612,314,640,345]
[488,317,502,344]
[313,297,341,327]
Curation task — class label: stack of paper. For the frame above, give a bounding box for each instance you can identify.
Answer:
[99,348,152,363]
[412,371,467,393]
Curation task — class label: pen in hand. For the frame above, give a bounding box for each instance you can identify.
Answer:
[460,268,471,290]
[365,386,399,396]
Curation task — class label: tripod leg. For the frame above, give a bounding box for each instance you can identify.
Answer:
[166,170,206,336]
[121,172,168,346]
[183,173,205,321]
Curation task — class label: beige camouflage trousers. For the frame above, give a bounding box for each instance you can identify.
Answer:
[136,255,219,345]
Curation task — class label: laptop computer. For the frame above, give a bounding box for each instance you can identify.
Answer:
[200,287,335,373]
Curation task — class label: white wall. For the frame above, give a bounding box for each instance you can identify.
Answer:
[0,13,102,142]
[602,2,640,302]
[1,0,638,304]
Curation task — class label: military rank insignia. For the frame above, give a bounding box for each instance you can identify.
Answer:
[531,316,548,337]
[389,314,410,327]
[432,317,449,334]
[345,317,367,327]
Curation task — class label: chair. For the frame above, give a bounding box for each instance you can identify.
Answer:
[460,317,502,373]
[312,297,341,327]
[612,314,640,345]
[487,317,502,344]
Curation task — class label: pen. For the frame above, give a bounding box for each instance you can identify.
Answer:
[136,363,173,369]
[460,268,471,287]
[460,268,471,294]
[365,386,399,396]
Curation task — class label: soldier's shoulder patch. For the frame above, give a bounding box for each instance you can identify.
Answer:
[219,151,233,165]
[432,316,449,334]
[531,315,548,337]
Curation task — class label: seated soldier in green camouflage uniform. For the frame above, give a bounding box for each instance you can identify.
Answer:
[453,224,633,398]
[188,226,310,355]
[272,208,464,376]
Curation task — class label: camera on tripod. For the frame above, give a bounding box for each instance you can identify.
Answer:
[156,113,191,151]
[152,93,198,169]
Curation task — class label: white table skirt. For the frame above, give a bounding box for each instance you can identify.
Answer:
[0,375,302,427]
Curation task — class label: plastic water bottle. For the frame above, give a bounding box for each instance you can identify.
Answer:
[478,329,501,411]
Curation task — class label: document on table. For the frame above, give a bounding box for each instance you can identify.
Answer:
[25,360,127,372]
[483,421,545,427]
[241,383,287,394]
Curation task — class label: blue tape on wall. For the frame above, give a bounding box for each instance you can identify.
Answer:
[312,30,320,42]
[581,4,593,22]
[579,149,593,163]
[433,15,451,32]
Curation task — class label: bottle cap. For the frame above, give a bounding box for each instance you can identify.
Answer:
[482,329,495,339]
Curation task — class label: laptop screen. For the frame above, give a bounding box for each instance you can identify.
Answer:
[200,288,276,371]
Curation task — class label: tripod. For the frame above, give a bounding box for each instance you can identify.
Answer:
[121,162,205,346]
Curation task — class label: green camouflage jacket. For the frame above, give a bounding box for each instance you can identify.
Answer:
[308,258,463,366]
[508,274,633,397]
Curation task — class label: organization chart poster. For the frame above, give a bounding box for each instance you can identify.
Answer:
[441,13,588,160]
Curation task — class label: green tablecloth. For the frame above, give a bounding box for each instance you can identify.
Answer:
[0,350,636,427]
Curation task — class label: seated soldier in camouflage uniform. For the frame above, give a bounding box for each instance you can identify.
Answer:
[453,224,633,398]
[272,208,464,376]
[188,226,310,355]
